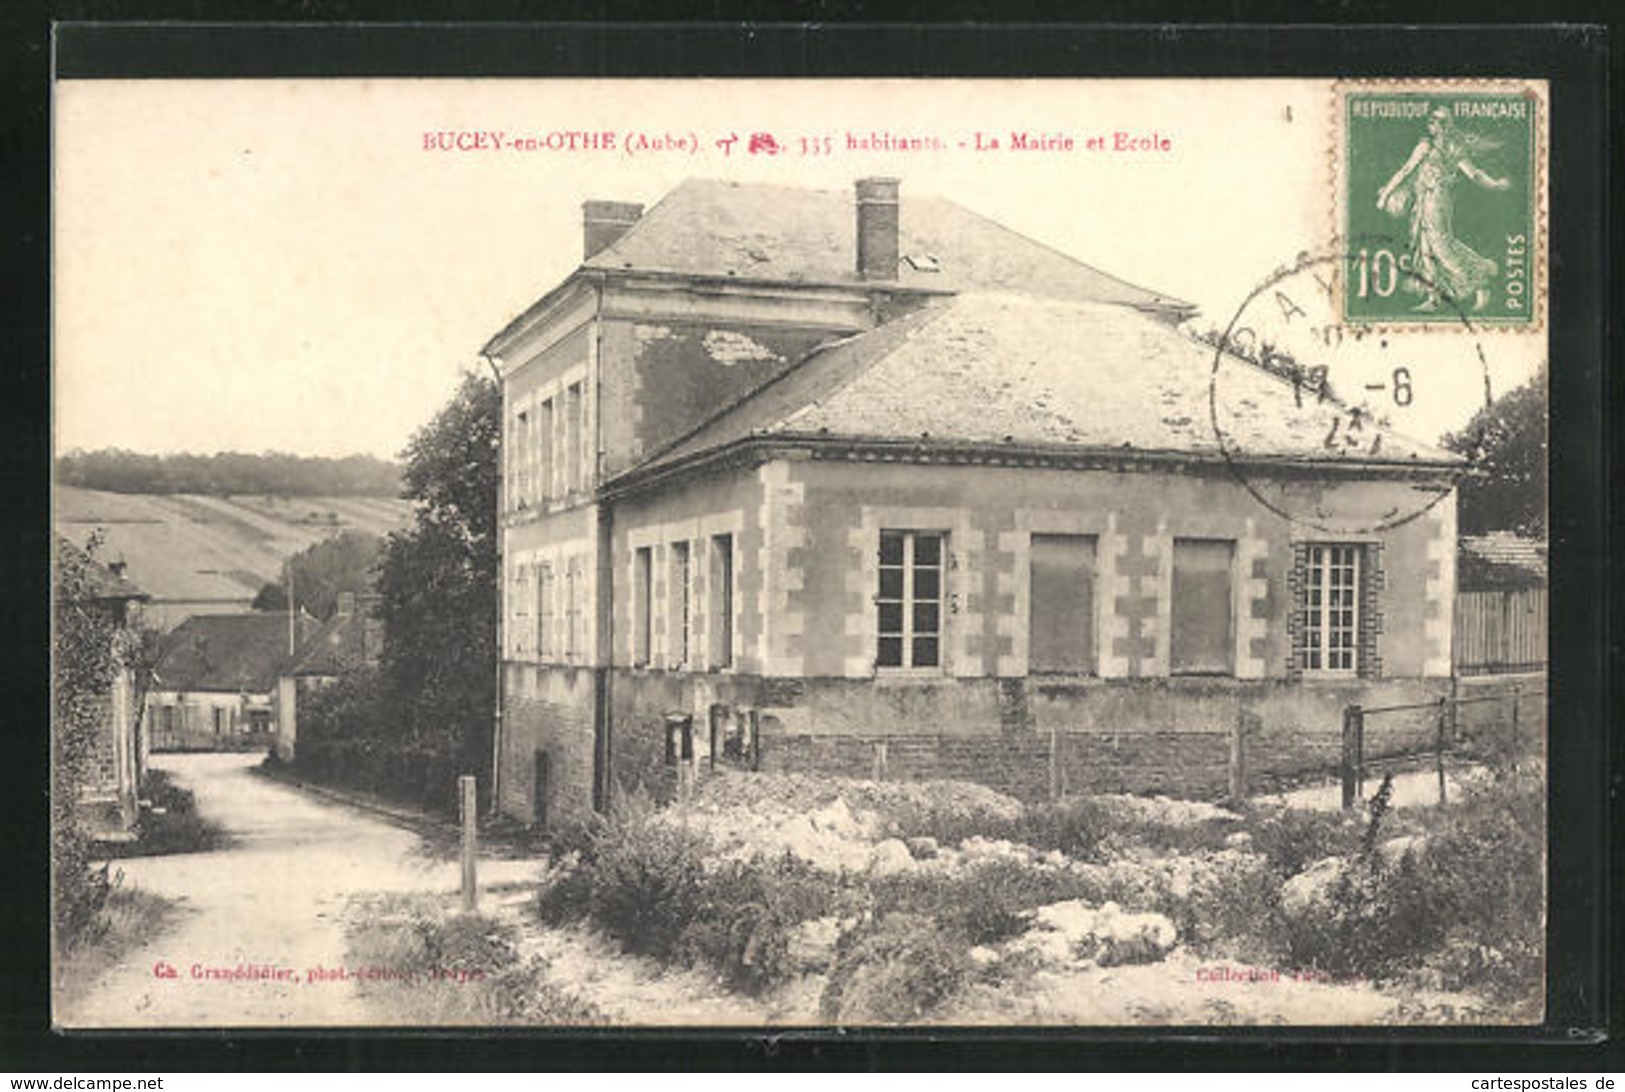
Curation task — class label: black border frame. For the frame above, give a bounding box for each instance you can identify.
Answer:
[8,17,1614,1072]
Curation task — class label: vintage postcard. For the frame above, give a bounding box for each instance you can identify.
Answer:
[52,77,1550,1029]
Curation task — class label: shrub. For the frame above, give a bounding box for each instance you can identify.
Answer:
[820,913,973,1024]
[1244,805,1358,877]
[870,857,1106,946]
[105,770,229,858]
[533,791,712,960]
[675,851,842,993]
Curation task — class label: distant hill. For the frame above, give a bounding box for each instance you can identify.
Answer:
[55,449,402,497]
[55,485,415,630]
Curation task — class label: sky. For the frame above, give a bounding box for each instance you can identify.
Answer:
[53,79,1546,459]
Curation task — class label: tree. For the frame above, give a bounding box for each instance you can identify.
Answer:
[257,530,383,620]
[53,533,121,948]
[1441,367,1547,536]
[375,372,500,788]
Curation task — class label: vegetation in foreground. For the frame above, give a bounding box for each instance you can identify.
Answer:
[345,893,604,1026]
[527,763,1543,1025]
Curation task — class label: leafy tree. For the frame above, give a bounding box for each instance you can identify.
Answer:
[55,449,403,497]
[375,372,500,791]
[252,582,289,612]
[53,533,122,948]
[257,530,383,620]
[1442,368,1547,536]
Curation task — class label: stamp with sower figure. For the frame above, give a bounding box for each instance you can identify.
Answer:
[1336,82,1543,328]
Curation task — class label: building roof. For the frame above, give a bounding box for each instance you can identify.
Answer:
[585,178,1194,313]
[285,607,383,678]
[1459,532,1547,587]
[625,292,1462,481]
[153,612,319,694]
[56,533,147,602]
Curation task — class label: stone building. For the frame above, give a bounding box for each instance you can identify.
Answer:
[484,177,1461,824]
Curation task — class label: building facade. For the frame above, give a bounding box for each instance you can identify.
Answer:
[486,178,1461,825]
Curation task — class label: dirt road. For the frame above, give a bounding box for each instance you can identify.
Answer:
[56,752,542,1029]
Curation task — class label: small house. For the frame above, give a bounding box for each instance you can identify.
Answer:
[147,611,318,752]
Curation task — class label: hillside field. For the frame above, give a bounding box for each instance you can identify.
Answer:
[55,485,414,626]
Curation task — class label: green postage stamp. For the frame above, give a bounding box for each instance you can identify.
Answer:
[1337,82,1545,328]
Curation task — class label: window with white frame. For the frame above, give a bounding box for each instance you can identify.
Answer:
[535,562,553,661]
[709,534,734,670]
[564,557,582,662]
[633,546,653,666]
[536,398,554,504]
[565,382,584,495]
[1301,544,1361,672]
[670,541,692,667]
[877,530,944,670]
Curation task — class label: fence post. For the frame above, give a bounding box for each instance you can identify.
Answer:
[1341,704,1364,811]
[459,774,478,913]
[1509,683,1522,769]
[1435,697,1449,806]
[1046,727,1060,802]
[1228,712,1248,806]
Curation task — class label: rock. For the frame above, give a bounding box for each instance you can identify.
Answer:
[808,798,861,837]
[905,836,940,860]
[968,945,1001,968]
[786,915,842,973]
[1026,899,1177,967]
[1225,831,1254,849]
[869,838,916,876]
[1280,856,1346,919]
[1378,835,1427,867]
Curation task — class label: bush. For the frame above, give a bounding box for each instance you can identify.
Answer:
[1244,805,1358,877]
[534,791,712,960]
[104,770,229,858]
[869,857,1106,946]
[677,852,841,994]
[1281,769,1544,1000]
[820,913,973,1024]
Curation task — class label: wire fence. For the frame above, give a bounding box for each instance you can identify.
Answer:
[1340,679,1543,809]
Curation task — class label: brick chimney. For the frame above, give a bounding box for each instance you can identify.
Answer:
[583,200,645,259]
[855,177,901,281]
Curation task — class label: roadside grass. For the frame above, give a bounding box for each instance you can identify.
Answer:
[53,879,185,1017]
[346,892,605,1026]
[102,769,231,859]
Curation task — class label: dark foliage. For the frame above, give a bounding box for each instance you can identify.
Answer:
[53,534,120,949]
[56,448,402,497]
[820,913,973,1024]
[1441,368,1547,535]
[255,529,383,620]
[284,372,498,814]
[104,770,231,859]
[376,373,499,797]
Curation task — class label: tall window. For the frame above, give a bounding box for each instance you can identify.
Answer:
[1029,534,1096,674]
[709,534,734,669]
[1302,544,1361,672]
[510,409,529,510]
[565,382,584,495]
[564,557,582,662]
[633,547,653,666]
[535,562,553,660]
[1171,539,1235,675]
[537,398,554,503]
[670,541,692,667]
[877,530,943,670]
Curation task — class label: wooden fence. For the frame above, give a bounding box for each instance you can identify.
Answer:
[1454,588,1547,675]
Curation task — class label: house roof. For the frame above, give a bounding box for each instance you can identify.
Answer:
[625,292,1462,481]
[584,178,1194,312]
[154,612,319,694]
[56,534,147,602]
[1459,532,1547,586]
[286,608,383,677]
